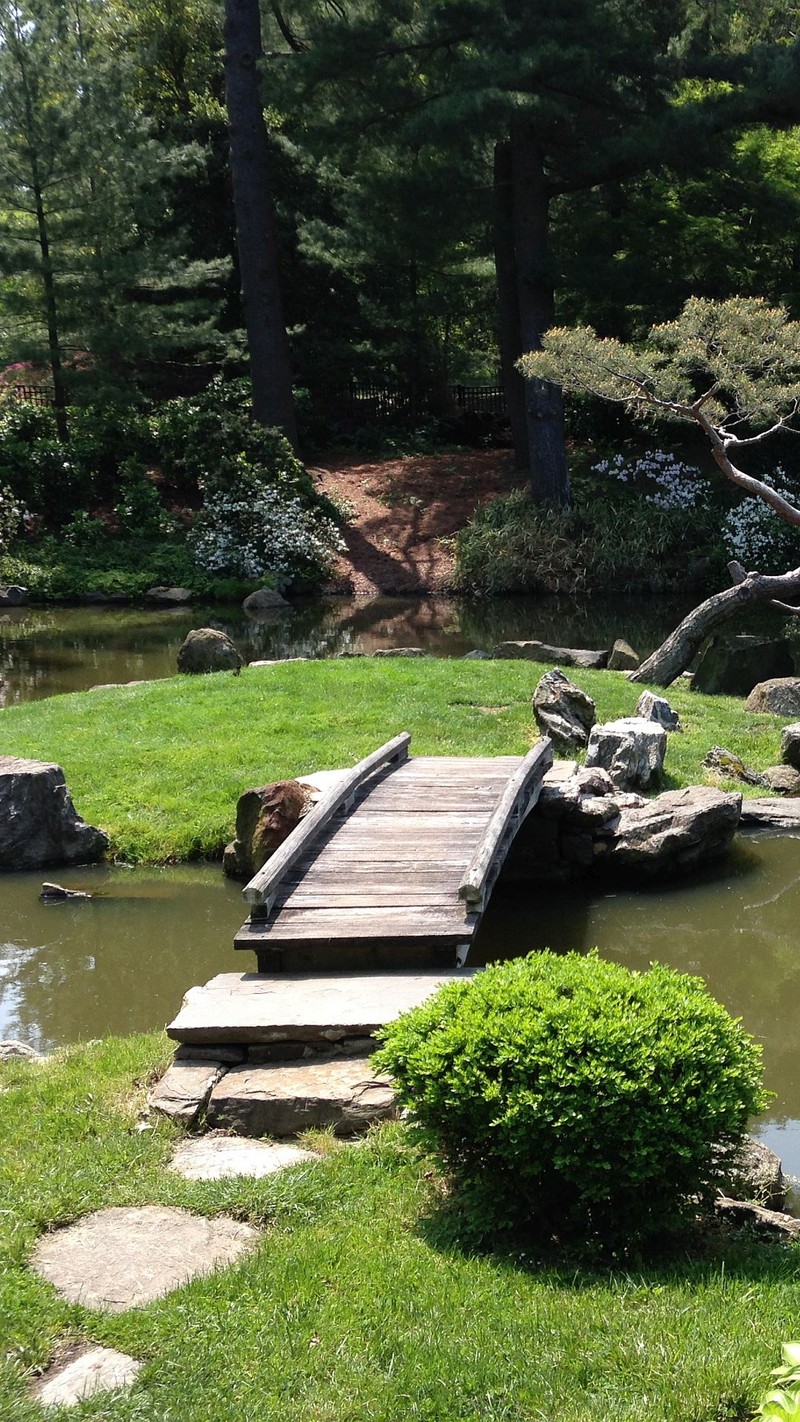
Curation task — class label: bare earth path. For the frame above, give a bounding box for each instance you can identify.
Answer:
[311,450,521,594]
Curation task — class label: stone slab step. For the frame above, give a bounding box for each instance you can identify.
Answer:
[167,969,475,1046]
[206,1056,397,1137]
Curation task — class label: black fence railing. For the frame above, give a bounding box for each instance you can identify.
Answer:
[340,381,506,421]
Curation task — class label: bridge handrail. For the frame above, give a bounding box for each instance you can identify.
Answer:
[243,731,412,908]
[458,738,553,911]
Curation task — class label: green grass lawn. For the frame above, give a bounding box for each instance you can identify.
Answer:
[1,1038,799,1422]
[0,658,789,861]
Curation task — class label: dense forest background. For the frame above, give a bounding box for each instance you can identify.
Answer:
[1,0,800,602]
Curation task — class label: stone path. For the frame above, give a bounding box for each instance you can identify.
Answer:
[170,1133,318,1180]
[32,1344,142,1409]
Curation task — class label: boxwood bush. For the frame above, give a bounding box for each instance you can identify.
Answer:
[374,952,767,1251]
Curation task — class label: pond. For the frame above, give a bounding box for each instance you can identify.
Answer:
[3,835,800,1178]
[0,592,706,704]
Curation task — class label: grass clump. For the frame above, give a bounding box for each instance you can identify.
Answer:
[375,952,768,1254]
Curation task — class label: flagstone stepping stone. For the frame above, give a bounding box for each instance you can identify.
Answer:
[167,969,475,1046]
[31,1206,259,1312]
[170,1133,318,1180]
[32,1344,142,1408]
[206,1056,396,1137]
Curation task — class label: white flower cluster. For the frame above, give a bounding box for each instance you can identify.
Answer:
[592,450,708,510]
[190,481,345,587]
[722,467,800,569]
[0,483,24,552]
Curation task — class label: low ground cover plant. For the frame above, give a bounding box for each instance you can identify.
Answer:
[375,952,767,1253]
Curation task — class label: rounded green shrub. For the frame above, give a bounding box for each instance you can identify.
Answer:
[374,952,767,1250]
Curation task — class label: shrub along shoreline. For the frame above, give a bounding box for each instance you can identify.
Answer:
[0,658,788,863]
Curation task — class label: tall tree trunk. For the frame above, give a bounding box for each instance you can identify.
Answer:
[510,121,569,505]
[223,0,298,448]
[32,182,69,443]
[492,141,529,469]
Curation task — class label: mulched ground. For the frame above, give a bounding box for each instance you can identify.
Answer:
[310,450,523,594]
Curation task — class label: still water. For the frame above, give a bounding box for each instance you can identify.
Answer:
[0,593,704,704]
[2,837,799,1175]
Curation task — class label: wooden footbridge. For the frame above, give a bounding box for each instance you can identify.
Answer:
[234,732,553,973]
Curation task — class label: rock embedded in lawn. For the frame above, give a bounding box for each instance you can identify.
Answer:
[0,757,108,871]
[585,717,666,791]
[148,1058,226,1123]
[32,1344,142,1409]
[635,690,682,733]
[780,723,800,769]
[493,639,608,669]
[762,765,800,795]
[223,779,311,881]
[702,746,768,787]
[170,1134,317,1181]
[532,668,597,749]
[177,627,244,675]
[31,1206,260,1311]
[607,638,640,672]
[744,677,800,715]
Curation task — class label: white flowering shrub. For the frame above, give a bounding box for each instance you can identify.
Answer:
[592,449,710,509]
[0,482,24,552]
[190,461,344,589]
[723,467,800,571]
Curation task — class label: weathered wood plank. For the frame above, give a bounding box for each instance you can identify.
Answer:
[274,887,459,908]
[459,739,553,909]
[243,732,411,906]
[238,905,479,940]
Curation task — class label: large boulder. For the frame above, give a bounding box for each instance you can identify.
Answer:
[532,669,597,749]
[177,628,244,675]
[0,757,108,870]
[719,1137,785,1211]
[744,678,800,715]
[693,635,794,696]
[243,587,290,614]
[145,586,192,605]
[595,786,742,877]
[223,780,311,881]
[585,717,666,790]
[493,640,608,669]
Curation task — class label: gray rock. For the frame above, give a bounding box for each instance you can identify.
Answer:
[0,757,108,870]
[177,628,244,675]
[206,1056,397,1137]
[693,635,794,696]
[463,650,492,660]
[596,786,741,877]
[635,690,682,733]
[243,587,290,613]
[715,1196,800,1239]
[720,1137,785,1211]
[0,584,27,606]
[372,647,426,658]
[780,723,800,769]
[745,678,800,716]
[170,1134,317,1181]
[585,717,667,790]
[0,1039,42,1060]
[739,798,800,831]
[249,657,307,667]
[144,586,193,604]
[532,668,597,749]
[30,1206,260,1311]
[223,779,311,881]
[762,765,800,795]
[607,638,640,672]
[32,1344,142,1408]
[148,1058,225,1122]
[702,745,768,787]
[492,640,608,669]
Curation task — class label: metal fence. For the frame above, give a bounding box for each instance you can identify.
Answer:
[9,384,56,407]
[342,380,506,421]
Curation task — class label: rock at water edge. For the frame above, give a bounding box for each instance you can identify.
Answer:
[177,628,244,675]
[0,757,108,870]
[493,640,607,669]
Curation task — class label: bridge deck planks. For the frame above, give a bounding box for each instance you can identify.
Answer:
[235,750,548,971]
